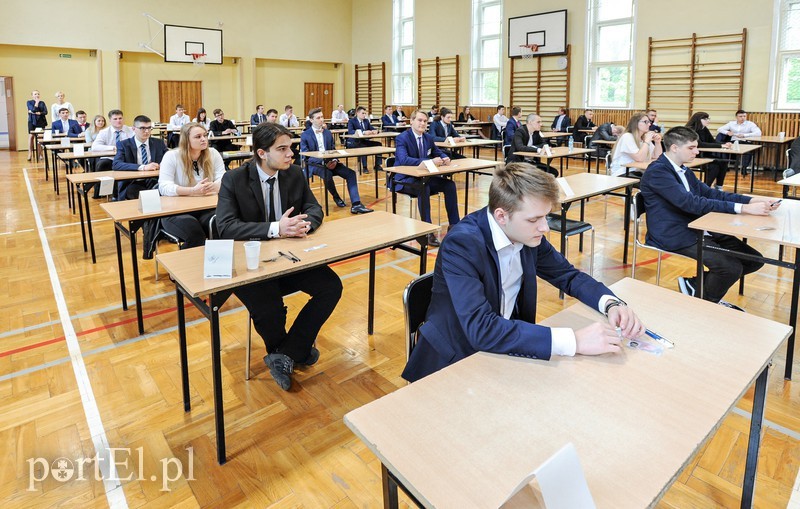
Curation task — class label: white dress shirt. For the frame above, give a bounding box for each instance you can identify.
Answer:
[157,148,225,196]
[493,113,509,133]
[256,163,282,238]
[168,113,190,132]
[717,120,762,139]
[279,114,299,127]
[91,125,134,160]
[331,109,348,123]
[134,138,151,170]
[665,156,742,213]
[314,128,327,151]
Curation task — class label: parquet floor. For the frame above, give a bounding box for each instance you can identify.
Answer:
[1,146,798,508]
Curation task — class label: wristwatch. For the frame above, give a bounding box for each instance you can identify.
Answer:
[604,298,627,316]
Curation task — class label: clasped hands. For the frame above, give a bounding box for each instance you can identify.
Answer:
[278,206,311,238]
[190,178,216,196]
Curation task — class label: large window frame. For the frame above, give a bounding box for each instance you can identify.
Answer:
[584,0,637,108]
[392,0,415,106]
[769,0,800,111]
[470,0,503,106]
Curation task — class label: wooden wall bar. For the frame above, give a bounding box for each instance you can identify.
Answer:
[417,56,460,113]
[354,62,386,117]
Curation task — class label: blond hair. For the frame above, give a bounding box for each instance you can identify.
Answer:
[177,123,214,185]
[488,162,560,213]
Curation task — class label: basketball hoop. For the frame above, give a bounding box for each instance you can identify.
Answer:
[191,53,207,67]
[519,44,539,59]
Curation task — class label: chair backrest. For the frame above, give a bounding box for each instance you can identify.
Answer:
[503,144,512,163]
[789,138,800,170]
[632,192,647,246]
[784,168,796,180]
[403,272,434,359]
[604,153,612,175]
[208,214,218,239]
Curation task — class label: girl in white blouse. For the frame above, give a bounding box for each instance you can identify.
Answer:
[610,112,663,177]
[157,123,226,247]
[192,108,211,130]
[50,91,75,122]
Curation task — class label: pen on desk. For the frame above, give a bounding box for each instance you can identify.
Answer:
[287,250,301,262]
[644,328,674,348]
[277,251,295,263]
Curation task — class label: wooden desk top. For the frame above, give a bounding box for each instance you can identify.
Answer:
[100,195,218,222]
[559,173,638,202]
[689,198,800,249]
[232,138,300,147]
[57,150,116,160]
[208,134,247,141]
[435,139,501,149]
[344,278,791,509]
[579,128,597,133]
[382,124,410,130]
[697,144,761,155]
[591,139,615,146]
[453,120,491,126]
[388,157,501,178]
[745,135,797,144]
[539,131,572,139]
[44,141,91,151]
[778,173,800,187]
[512,146,596,159]
[155,211,437,298]
[300,146,396,158]
[624,157,714,172]
[66,170,160,184]
[342,132,400,139]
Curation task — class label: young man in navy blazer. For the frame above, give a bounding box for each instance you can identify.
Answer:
[402,163,644,382]
[300,108,373,214]
[346,106,383,173]
[380,105,397,127]
[394,109,461,247]
[428,107,466,160]
[251,104,267,126]
[111,114,167,200]
[51,107,82,136]
[640,127,780,309]
[504,106,522,146]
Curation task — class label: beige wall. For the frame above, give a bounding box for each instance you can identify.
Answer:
[255,59,343,118]
[351,0,393,108]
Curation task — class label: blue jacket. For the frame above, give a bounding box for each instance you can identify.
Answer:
[392,128,448,192]
[381,114,397,126]
[505,117,521,145]
[428,120,459,142]
[401,207,613,382]
[52,118,82,137]
[112,137,168,200]
[639,154,751,251]
[250,113,267,126]
[300,128,337,168]
[347,116,375,135]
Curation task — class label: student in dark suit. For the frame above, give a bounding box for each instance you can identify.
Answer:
[112,115,168,200]
[51,107,82,136]
[75,111,90,133]
[394,109,460,246]
[504,106,522,146]
[686,111,733,190]
[300,108,373,213]
[646,109,662,133]
[392,106,408,122]
[550,106,572,132]
[639,127,779,309]
[216,122,343,391]
[346,106,383,173]
[251,104,267,126]
[573,109,596,144]
[402,163,644,382]
[209,108,239,153]
[380,105,397,127]
[508,114,558,176]
[428,107,466,160]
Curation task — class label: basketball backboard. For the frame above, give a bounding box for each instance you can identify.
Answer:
[508,9,567,58]
[164,24,223,64]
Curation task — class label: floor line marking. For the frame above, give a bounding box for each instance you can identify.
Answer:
[23,169,128,508]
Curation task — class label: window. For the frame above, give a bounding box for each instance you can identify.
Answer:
[772,0,800,110]
[392,0,414,105]
[471,0,503,105]
[585,0,636,107]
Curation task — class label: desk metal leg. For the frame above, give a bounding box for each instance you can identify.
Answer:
[785,247,800,380]
[623,186,632,264]
[177,288,190,411]
[741,365,768,508]
[463,172,470,216]
[77,186,88,253]
[209,293,227,465]
[114,225,127,310]
[382,464,400,509]
[84,186,96,264]
[579,199,585,252]
[129,223,144,335]
[559,206,568,299]
[733,155,741,194]
[368,250,376,335]
[696,230,705,300]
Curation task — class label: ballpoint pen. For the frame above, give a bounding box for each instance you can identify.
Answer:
[644,328,674,348]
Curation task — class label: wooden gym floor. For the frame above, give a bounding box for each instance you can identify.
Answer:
[1,147,799,508]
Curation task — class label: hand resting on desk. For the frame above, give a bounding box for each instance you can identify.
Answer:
[279,206,311,238]
[574,305,645,355]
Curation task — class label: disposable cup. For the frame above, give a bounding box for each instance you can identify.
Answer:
[244,241,261,270]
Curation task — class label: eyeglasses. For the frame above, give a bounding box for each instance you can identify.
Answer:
[640,119,651,124]
[135,126,154,131]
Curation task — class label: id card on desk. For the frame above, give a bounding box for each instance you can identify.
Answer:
[204,239,234,279]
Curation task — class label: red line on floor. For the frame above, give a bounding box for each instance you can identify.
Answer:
[602,254,671,271]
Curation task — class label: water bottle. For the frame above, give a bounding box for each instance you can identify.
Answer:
[733,139,740,151]
[568,136,574,153]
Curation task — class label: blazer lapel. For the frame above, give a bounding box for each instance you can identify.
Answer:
[278,169,290,216]
[477,210,502,307]
[247,163,266,220]
[516,249,539,323]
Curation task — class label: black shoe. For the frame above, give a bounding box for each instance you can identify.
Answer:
[297,346,320,367]
[374,165,383,172]
[334,197,347,208]
[426,233,440,247]
[264,353,294,391]
[362,168,370,174]
[350,203,374,214]
[677,276,695,297]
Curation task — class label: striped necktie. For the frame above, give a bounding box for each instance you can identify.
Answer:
[140,143,148,165]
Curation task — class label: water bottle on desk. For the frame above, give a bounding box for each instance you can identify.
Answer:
[568,136,574,153]
[733,139,740,151]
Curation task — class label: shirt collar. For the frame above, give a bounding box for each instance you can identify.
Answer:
[256,162,276,182]
[666,155,686,175]
[487,209,522,253]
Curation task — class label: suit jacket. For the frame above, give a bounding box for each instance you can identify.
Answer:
[428,120,460,142]
[209,119,237,136]
[112,137,168,200]
[27,99,48,127]
[52,118,82,137]
[508,125,544,163]
[587,122,617,148]
[347,116,375,134]
[300,128,339,169]
[551,114,572,132]
[381,114,397,127]
[504,117,521,145]
[393,128,448,191]
[639,154,751,251]
[573,115,596,143]
[401,207,614,382]
[216,160,322,240]
[250,113,267,126]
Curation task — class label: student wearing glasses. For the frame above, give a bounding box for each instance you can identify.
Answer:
[209,108,239,154]
[609,112,663,177]
[112,115,168,200]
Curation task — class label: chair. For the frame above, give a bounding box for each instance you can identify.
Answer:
[546,214,595,277]
[631,192,691,285]
[403,272,434,359]
[385,156,441,223]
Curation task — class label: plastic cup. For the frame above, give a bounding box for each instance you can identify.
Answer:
[779,132,786,139]
[244,241,261,270]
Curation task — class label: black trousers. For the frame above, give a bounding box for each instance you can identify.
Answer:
[234,265,342,361]
[673,233,764,303]
[160,209,216,249]
[703,160,729,187]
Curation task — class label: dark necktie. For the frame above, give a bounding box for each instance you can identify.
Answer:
[258,114,263,123]
[360,120,365,131]
[140,143,148,165]
[115,130,121,145]
[418,136,425,158]
[266,176,276,223]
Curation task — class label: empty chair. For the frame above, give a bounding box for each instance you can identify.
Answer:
[403,272,434,359]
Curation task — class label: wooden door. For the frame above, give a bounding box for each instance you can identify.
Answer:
[158,81,202,123]
[3,77,15,150]
[304,83,333,119]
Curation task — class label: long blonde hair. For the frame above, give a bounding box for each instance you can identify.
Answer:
[178,123,214,185]
[611,112,648,158]
[86,115,106,136]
